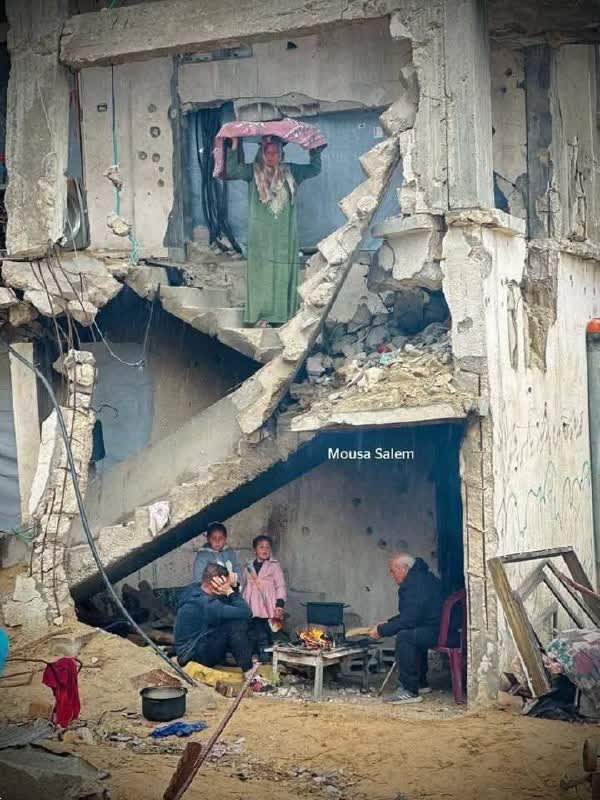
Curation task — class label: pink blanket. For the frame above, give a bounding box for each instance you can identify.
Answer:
[212,119,327,179]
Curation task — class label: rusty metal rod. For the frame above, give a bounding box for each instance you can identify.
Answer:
[163,663,260,800]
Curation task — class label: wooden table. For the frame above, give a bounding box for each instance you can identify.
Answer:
[272,643,371,701]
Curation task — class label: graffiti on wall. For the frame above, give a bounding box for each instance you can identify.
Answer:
[493,407,593,567]
[495,409,585,476]
[496,459,591,542]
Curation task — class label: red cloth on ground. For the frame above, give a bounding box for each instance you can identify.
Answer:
[42,657,81,727]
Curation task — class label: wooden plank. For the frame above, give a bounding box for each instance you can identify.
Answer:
[499,547,574,564]
[541,575,586,629]
[516,559,551,601]
[546,561,600,627]
[488,557,551,697]
[562,550,600,622]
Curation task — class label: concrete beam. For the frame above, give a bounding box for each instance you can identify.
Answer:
[60,0,402,68]
[488,0,600,46]
[8,342,40,521]
[445,0,494,209]
[290,403,468,432]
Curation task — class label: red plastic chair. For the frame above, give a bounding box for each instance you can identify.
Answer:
[435,588,467,704]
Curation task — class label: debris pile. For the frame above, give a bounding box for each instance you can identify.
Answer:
[316,286,449,368]
[0,253,123,329]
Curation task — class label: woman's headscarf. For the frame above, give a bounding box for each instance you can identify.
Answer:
[253,138,296,217]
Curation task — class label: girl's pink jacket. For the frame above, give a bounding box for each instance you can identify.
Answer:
[242,558,287,619]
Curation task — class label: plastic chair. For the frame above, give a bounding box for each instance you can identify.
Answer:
[435,588,467,704]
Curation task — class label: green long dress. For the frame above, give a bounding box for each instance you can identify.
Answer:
[226,146,323,324]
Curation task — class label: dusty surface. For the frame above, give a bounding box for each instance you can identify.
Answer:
[1,625,597,800]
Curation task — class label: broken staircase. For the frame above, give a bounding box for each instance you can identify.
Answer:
[69,112,403,599]
[129,248,284,364]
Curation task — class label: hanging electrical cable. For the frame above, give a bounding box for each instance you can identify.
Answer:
[195,108,241,253]
[110,66,140,265]
[3,343,195,687]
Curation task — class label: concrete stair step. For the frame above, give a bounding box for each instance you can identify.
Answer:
[158,286,280,362]
[218,326,282,363]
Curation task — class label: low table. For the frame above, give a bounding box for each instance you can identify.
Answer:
[272,643,371,701]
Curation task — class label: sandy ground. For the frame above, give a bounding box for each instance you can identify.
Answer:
[1,625,598,800]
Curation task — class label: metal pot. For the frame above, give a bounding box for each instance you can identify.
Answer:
[303,601,349,627]
[140,686,187,722]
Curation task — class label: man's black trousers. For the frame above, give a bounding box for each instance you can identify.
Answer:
[189,619,253,673]
[395,626,439,694]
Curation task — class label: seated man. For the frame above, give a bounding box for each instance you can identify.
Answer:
[369,552,443,704]
[174,562,271,690]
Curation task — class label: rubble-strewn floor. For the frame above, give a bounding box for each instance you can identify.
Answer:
[1,625,596,800]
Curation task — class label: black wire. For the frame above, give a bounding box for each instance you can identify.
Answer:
[3,343,196,688]
[195,108,241,253]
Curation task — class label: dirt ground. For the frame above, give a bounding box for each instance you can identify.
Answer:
[1,624,597,800]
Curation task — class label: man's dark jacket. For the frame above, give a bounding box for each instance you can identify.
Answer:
[377,558,443,637]
[174,585,251,665]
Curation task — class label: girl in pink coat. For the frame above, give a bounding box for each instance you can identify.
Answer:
[242,535,287,661]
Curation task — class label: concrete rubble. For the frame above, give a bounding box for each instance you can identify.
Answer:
[1,254,123,327]
[0,745,110,800]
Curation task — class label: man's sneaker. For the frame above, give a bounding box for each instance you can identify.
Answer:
[384,684,423,704]
[419,686,433,694]
[249,676,275,693]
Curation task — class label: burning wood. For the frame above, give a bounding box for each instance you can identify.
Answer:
[297,626,333,650]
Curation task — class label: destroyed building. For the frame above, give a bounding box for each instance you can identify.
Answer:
[0,0,599,708]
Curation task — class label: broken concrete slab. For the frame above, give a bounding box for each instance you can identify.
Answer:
[379,64,419,135]
[2,254,122,324]
[0,287,18,308]
[0,745,109,800]
[290,402,468,432]
[373,214,444,291]
[446,207,526,236]
[3,576,50,639]
[8,301,38,327]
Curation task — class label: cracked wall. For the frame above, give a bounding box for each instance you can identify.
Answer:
[480,230,599,675]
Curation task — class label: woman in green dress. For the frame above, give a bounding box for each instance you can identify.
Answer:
[226,136,325,327]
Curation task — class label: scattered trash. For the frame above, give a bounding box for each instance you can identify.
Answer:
[149,720,208,739]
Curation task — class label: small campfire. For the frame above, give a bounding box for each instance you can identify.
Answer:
[297,625,334,650]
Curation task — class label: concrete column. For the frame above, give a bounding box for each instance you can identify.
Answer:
[587,326,600,586]
[8,342,40,520]
[445,0,494,209]
[5,0,71,257]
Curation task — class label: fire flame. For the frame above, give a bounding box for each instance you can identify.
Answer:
[298,625,333,650]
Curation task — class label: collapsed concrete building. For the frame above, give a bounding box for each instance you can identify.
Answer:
[0,0,599,706]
